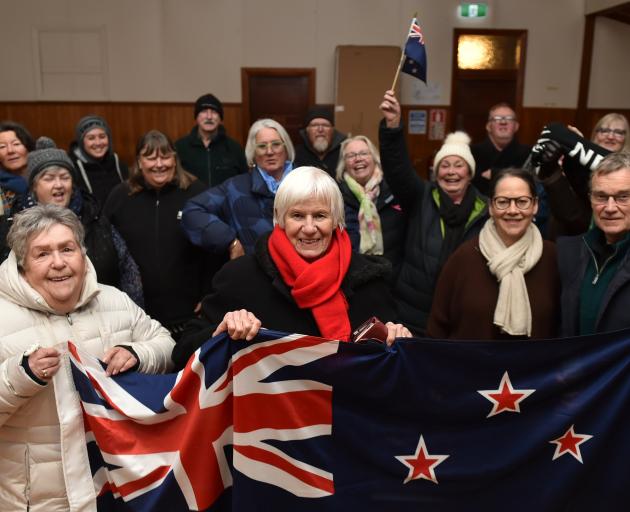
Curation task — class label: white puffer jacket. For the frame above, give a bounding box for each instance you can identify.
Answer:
[0,252,175,511]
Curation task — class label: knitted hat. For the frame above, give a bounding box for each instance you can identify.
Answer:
[194,93,224,119]
[75,115,112,145]
[27,137,76,188]
[432,131,476,177]
[304,106,334,127]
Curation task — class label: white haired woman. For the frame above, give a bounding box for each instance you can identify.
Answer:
[181,118,295,259]
[336,134,406,282]
[0,204,174,510]
[172,167,411,369]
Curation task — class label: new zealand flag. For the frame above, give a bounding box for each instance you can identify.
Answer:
[69,329,630,511]
[401,17,427,83]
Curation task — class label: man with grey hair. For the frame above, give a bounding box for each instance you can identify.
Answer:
[557,151,630,335]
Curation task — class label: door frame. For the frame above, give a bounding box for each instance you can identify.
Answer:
[241,67,316,132]
[450,29,528,132]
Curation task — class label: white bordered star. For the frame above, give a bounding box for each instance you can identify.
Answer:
[478,371,535,418]
[395,435,450,484]
[549,424,593,463]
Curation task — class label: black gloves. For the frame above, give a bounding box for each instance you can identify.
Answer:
[538,139,565,179]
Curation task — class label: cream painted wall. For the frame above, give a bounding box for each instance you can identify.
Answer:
[588,16,630,108]
[0,0,624,109]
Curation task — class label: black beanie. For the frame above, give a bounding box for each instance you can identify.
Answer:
[194,93,224,120]
[304,106,334,127]
[27,137,77,188]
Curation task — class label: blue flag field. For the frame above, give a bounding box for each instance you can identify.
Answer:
[69,329,630,511]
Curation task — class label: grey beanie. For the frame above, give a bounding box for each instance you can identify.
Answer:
[27,137,77,188]
[75,115,113,157]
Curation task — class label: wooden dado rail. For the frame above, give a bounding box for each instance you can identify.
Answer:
[0,102,626,178]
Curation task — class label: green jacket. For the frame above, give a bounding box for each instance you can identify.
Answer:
[175,125,248,186]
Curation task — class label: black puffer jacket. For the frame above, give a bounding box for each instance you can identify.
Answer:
[379,121,488,335]
[172,233,397,370]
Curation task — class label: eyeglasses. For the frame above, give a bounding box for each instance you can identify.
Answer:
[489,115,516,123]
[254,140,285,154]
[344,150,370,161]
[492,196,534,210]
[307,123,332,130]
[596,128,626,138]
[590,192,630,205]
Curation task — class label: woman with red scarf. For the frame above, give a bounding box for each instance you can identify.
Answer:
[172,167,410,369]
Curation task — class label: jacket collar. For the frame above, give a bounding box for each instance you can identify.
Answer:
[0,251,100,315]
[188,124,227,147]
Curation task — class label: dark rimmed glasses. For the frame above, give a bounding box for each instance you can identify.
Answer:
[492,196,534,210]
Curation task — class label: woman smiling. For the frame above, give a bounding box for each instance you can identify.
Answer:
[0,204,174,510]
[379,91,488,335]
[172,167,411,369]
[427,168,560,339]
[103,130,210,339]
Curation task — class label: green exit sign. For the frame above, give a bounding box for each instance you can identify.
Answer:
[460,3,488,17]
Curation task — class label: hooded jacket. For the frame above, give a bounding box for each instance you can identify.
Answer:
[0,253,174,511]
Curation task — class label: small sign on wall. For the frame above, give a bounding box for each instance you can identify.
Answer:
[429,109,447,141]
[408,110,427,135]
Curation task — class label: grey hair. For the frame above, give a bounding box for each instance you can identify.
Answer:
[273,166,345,229]
[590,151,630,190]
[244,118,295,167]
[335,135,382,182]
[7,204,86,268]
[591,113,630,152]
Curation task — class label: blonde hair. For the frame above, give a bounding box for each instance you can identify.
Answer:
[335,135,382,182]
[591,113,630,152]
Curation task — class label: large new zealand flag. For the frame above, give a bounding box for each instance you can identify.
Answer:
[69,329,630,511]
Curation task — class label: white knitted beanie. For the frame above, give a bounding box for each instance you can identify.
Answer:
[432,131,476,177]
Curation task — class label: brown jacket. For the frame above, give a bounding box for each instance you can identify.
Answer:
[427,237,560,340]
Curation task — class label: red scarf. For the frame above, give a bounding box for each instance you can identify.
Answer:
[268,225,352,341]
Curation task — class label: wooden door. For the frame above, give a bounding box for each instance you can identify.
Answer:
[241,68,315,145]
[451,30,527,143]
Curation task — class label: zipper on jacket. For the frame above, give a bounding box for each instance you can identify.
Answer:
[66,313,73,325]
[24,444,31,509]
[584,240,617,284]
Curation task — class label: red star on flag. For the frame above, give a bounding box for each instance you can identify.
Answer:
[478,371,535,418]
[549,424,593,463]
[395,435,449,484]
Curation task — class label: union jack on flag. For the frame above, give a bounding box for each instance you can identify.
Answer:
[69,329,630,511]
[69,331,338,511]
[402,17,427,83]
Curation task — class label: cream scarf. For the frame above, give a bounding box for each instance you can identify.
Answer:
[479,220,543,336]
[343,170,384,255]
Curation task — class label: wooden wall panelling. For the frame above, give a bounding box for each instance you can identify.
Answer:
[2,102,627,174]
[0,102,244,167]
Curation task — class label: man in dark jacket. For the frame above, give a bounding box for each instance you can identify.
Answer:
[294,106,346,177]
[471,103,530,196]
[558,152,630,336]
[175,93,248,186]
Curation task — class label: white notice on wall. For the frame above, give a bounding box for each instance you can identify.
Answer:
[408,110,427,135]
